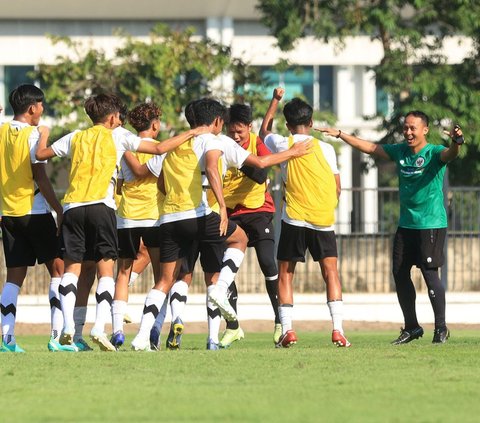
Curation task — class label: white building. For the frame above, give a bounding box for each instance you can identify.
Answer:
[0,0,472,233]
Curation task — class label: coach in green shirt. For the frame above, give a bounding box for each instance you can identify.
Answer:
[318,111,463,345]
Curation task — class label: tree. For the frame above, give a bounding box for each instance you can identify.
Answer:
[257,0,480,185]
[32,24,269,184]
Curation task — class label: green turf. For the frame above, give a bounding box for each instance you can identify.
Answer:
[1,331,479,422]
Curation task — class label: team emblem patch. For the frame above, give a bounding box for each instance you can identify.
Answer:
[415,157,425,167]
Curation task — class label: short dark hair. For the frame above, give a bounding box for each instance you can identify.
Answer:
[127,102,162,132]
[283,98,313,127]
[228,104,252,125]
[8,84,44,115]
[192,98,227,126]
[119,103,129,126]
[185,99,202,128]
[84,93,122,124]
[405,110,429,127]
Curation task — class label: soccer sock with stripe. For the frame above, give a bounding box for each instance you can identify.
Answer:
[216,248,245,292]
[73,306,87,342]
[49,277,63,340]
[1,282,20,345]
[278,303,293,335]
[137,288,166,341]
[225,281,239,330]
[327,300,344,333]
[112,299,127,334]
[170,280,189,321]
[128,271,139,287]
[207,285,221,344]
[59,272,78,333]
[92,276,114,334]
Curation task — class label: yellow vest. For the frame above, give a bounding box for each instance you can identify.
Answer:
[162,137,203,214]
[63,126,117,204]
[118,147,163,220]
[285,136,337,226]
[222,133,265,209]
[0,123,36,216]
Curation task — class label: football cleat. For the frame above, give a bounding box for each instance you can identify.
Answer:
[331,330,351,348]
[391,326,424,345]
[432,327,450,344]
[208,287,237,322]
[110,331,125,349]
[206,339,219,350]
[150,326,161,351]
[59,327,75,346]
[90,328,116,352]
[48,338,79,352]
[166,318,184,350]
[273,323,282,344]
[219,327,244,349]
[0,342,25,353]
[123,313,133,325]
[275,329,297,348]
[131,336,152,352]
[74,338,93,352]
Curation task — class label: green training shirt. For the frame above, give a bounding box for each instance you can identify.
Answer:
[383,142,447,229]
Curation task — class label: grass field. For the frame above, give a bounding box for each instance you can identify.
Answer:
[1,330,479,423]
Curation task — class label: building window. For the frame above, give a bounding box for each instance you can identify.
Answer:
[3,66,36,115]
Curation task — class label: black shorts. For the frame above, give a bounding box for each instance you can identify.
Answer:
[159,212,236,263]
[392,227,446,271]
[60,203,118,263]
[230,212,275,247]
[277,221,338,262]
[118,226,160,259]
[180,239,226,274]
[1,213,59,267]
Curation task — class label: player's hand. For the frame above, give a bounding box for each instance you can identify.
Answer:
[219,206,228,236]
[314,127,340,137]
[443,124,464,145]
[273,87,285,101]
[290,140,313,157]
[38,125,50,136]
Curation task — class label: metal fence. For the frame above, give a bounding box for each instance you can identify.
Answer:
[1,187,479,295]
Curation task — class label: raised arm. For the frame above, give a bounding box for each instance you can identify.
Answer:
[35,126,57,161]
[316,127,390,160]
[243,139,312,169]
[440,125,463,163]
[205,149,228,236]
[259,87,285,140]
[137,124,212,155]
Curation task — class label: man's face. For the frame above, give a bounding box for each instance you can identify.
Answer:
[30,101,44,126]
[403,115,428,148]
[227,122,251,146]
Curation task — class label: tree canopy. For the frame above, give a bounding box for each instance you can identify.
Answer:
[257,0,480,185]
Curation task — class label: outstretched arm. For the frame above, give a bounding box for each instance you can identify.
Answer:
[123,151,151,178]
[316,127,390,160]
[205,150,228,236]
[137,124,212,155]
[259,87,284,140]
[440,125,463,163]
[243,140,312,168]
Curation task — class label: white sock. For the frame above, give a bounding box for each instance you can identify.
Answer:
[217,248,245,291]
[327,300,344,333]
[279,304,293,334]
[170,280,188,321]
[1,282,20,344]
[91,276,115,334]
[112,300,127,333]
[49,277,63,340]
[207,285,221,343]
[73,306,87,342]
[137,289,167,340]
[153,295,169,332]
[128,271,139,287]
[59,272,78,333]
